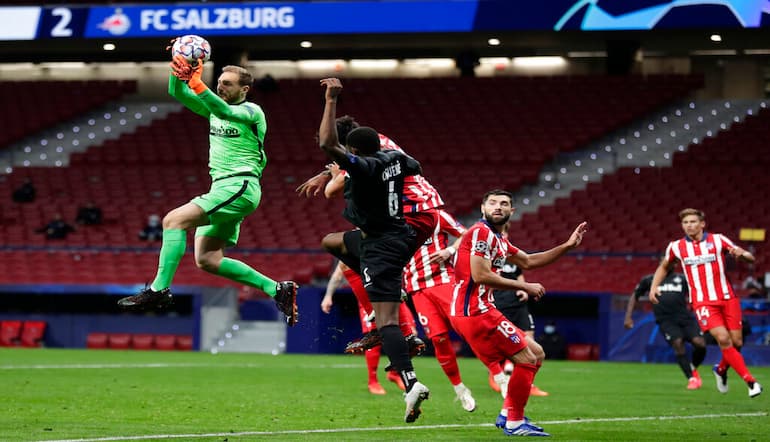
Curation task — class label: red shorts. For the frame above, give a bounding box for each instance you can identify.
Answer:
[405,209,439,249]
[692,297,743,332]
[450,309,528,367]
[411,284,453,339]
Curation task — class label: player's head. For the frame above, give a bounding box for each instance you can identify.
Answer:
[336,115,360,145]
[217,65,253,104]
[346,127,380,156]
[481,189,514,227]
[678,208,705,238]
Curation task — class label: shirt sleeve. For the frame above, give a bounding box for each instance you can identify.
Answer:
[665,241,678,262]
[470,227,494,260]
[633,275,652,300]
[197,89,263,125]
[438,210,466,237]
[167,74,210,118]
[717,234,736,252]
[504,238,521,256]
[402,153,422,176]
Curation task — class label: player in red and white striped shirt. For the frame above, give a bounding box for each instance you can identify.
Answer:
[450,189,587,437]
[402,209,478,411]
[650,208,762,398]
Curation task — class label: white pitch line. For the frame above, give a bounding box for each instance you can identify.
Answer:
[0,363,362,370]
[35,412,768,442]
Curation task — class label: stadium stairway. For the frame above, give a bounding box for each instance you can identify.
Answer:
[209,320,286,354]
[0,100,181,172]
[508,99,765,219]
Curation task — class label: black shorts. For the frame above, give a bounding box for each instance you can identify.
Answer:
[498,305,535,332]
[358,229,417,303]
[657,315,703,343]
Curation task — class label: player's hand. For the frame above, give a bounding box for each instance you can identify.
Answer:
[327,162,341,177]
[187,57,207,94]
[566,222,589,248]
[516,290,529,302]
[321,295,333,314]
[295,170,332,197]
[320,78,343,100]
[165,37,178,53]
[170,54,193,81]
[428,247,454,264]
[648,288,660,304]
[624,317,634,329]
[525,282,545,300]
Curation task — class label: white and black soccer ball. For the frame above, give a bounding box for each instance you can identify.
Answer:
[171,35,211,64]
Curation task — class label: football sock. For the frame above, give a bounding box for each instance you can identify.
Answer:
[717,357,729,374]
[399,302,417,336]
[506,363,539,421]
[343,268,373,315]
[150,229,186,291]
[216,257,277,296]
[432,334,462,385]
[379,325,417,391]
[692,345,706,368]
[721,346,755,383]
[676,353,694,378]
[366,347,380,383]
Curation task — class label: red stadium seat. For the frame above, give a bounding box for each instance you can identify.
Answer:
[176,335,193,351]
[86,332,108,349]
[0,320,23,347]
[132,334,155,351]
[567,343,598,361]
[20,320,46,348]
[107,333,132,349]
[155,334,176,351]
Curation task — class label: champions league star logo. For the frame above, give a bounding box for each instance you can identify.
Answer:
[555,0,770,30]
[98,8,131,36]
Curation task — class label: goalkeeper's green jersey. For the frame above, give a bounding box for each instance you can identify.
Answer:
[168,75,267,181]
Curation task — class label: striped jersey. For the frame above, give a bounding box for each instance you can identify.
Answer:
[378,134,444,212]
[403,210,466,293]
[451,220,520,317]
[664,232,737,305]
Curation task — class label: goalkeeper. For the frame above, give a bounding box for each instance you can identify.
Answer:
[117,50,298,326]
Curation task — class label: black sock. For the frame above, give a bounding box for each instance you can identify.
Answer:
[692,345,706,368]
[676,353,693,378]
[379,325,417,391]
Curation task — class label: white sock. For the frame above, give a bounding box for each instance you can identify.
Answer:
[499,409,508,417]
[453,382,466,394]
[506,419,524,429]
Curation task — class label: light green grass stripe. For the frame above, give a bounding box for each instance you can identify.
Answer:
[38,412,768,442]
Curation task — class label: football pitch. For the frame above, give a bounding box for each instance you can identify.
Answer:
[2,349,768,441]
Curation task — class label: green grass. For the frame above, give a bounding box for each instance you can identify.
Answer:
[1,349,768,441]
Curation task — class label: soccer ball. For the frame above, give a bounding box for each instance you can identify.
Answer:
[171,35,211,64]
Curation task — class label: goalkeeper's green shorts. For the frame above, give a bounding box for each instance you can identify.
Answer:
[191,176,261,247]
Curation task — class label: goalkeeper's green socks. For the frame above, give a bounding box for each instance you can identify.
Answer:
[217,257,277,296]
[150,229,186,291]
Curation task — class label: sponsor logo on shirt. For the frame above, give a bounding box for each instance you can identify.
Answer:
[659,283,684,293]
[683,254,716,266]
[210,126,240,138]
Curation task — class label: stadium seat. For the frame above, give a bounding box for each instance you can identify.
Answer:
[107,333,132,349]
[86,332,108,349]
[154,334,176,351]
[19,320,46,348]
[567,343,598,361]
[0,320,23,347]
[176,335,193,351]
[131,333,155,351]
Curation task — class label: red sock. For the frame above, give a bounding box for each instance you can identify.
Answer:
[366,347,381,383]
[721,346,755,383]
[398,302,416,337]
[506,363,539,421]
[717,358,729,374]
[343,268,373,315]
[432,334,462,385]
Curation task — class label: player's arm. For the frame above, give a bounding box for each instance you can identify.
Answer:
[649,258,671,304]
[429,211,467,263]
[321,261,347,314]
[168,73,210,118]
[728,245,756,262]
[324,163,346,199]
[470,255,545,299]
[318,78,351,166]
[506,222,588,270]
[625,277,649,328]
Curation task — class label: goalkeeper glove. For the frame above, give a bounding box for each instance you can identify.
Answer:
[187,58,208,94]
